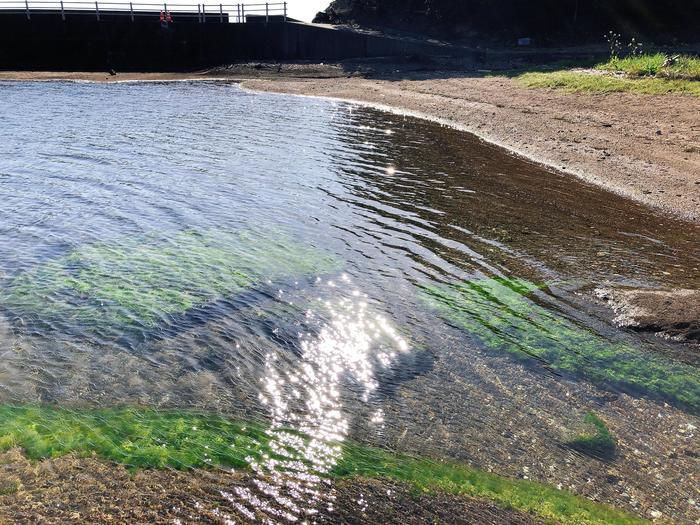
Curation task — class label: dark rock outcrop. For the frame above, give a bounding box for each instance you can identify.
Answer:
[314,0,700,45]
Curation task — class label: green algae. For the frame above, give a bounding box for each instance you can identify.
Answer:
[0,405,270,470]
[0,229,340,334]
[568,413,616,459]
[0,404,646,525]
[337,444,646,525]
[419,277,700,412]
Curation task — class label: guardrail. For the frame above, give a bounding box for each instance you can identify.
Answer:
[0,0,287,22]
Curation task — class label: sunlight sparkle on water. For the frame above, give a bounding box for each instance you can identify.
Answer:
[220,279,410,523]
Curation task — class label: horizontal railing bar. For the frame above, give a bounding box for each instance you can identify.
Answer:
[0,4,282,6]
[0,0,289,22]
[0,6,285,9]
[0,1,286,7]
[0,1,286,3]
[0,1,285,4]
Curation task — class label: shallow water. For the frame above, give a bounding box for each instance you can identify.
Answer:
[0,81,698,523]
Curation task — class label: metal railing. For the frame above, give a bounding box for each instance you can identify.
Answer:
[0,0,287,22]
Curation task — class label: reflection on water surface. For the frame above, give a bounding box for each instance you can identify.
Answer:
[0,81,698,524]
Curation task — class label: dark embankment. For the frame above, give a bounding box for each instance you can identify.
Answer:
[315,0,700,45]
[0,14,449,71]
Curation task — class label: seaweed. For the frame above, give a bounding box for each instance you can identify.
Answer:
[0,229,340,340]
[419,277,700,412]
[567,412,617,459]
[0,405,269,470]
[0,404,647,525]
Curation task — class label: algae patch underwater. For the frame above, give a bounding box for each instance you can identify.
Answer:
[0,229,340,337]
[419,277,700,412]
[0,405,269,470]
[567,412,616,459]
[0,405,647,525]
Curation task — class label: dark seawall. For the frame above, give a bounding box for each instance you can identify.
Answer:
[0,14,445,71]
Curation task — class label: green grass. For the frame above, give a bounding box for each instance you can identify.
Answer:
[518,71,700,96]
[0,229,340,335]
[517,53,700,96]
[567,413,616,458]
[338,444,645,525]
[419,278,700,412]
[598,53,700,80]
[0,404,647,525]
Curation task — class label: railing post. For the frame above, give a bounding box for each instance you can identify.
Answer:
[219,3,222,22]
[60,0,65,20]
[265,2,268,23]
[240,3,243,23]
[236,3,239,23]
[95,1,100,21]
[25,0,30,20]
[283,1,286,22]
[197,3,201,23]
[202,3,205,22]
[129,1,134,21]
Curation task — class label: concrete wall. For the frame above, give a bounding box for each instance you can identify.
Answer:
[0,14,447,70]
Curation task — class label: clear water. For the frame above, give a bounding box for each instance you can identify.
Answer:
[0,81,698,523]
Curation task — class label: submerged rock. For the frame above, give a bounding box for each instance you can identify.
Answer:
[596,287,700,345]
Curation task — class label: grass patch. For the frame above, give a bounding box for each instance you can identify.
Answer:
[0,404,647,525]
[0,478,20,495]
[517,53,700,95]
[517,71,700,96]
[0,229,339,337]
[598,53,700,80]
[419,278,700,412]
[567,413,616,459]
[0,405,270,470]
[338,444,645,525]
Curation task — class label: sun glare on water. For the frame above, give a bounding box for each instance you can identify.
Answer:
[212,279,409,523]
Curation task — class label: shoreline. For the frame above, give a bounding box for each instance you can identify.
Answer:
[1,68,698,223]
[236,76,700,225]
